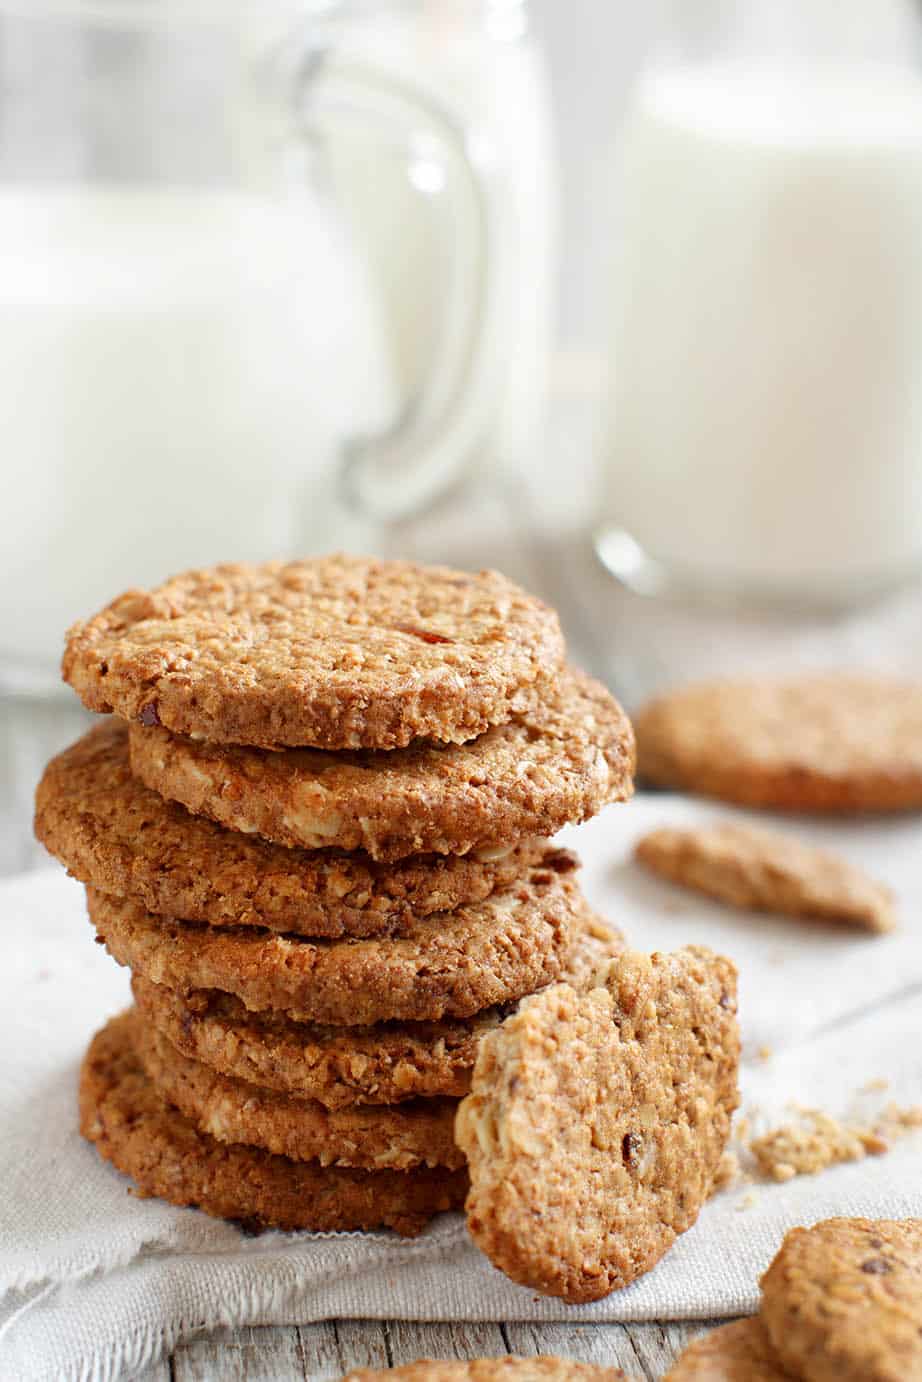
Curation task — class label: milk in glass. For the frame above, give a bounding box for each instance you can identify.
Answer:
[598,60,922,601]
[0,185,394,669]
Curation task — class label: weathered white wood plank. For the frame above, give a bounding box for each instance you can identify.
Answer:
[130,1361,172,1382]
[166,1320,730,1381]
[385,1321,508,1366]
[295,1319,390,1380]
[171,1323,305,1381]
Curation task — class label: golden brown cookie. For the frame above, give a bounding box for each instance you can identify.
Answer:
[664,1319,795,1380]
[135,1020,462,1171]
[635,821,895,932]
[80,1010,467,1236]
[130,911,625,1108]
[128,667,635,861]
[62,556,565,750]
[340,1360,632,1381]
[635,676,922,813]
[455,947,740,1303]
[760,1217,922,1382]
[35,721,544,938]
[87,851,581,1026]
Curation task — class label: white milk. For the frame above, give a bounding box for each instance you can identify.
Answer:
[0,185,393,669]
[599,60,922,600]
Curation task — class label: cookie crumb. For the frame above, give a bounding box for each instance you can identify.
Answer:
[749,1103,922,1182]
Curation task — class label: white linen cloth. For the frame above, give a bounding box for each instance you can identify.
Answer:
[2,798,922,1381]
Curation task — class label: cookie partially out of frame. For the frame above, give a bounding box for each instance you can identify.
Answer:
[456,947,739,1303]
[130,910,624,1109]
[36,721,544,938]
[128,667,635,862]
[664,1319,795,1380]
[635,821,895,932]
[760,1217,922,1382]
[340,1360,633,1381]
[135,1020,463,1171]
[87,849,581,1027]
[63,555,565,750]
[80,1010,467,1237]
[635,676,922,812]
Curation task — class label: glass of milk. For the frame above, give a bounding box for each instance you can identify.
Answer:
[595,0,922,606]
[0,1,554,688]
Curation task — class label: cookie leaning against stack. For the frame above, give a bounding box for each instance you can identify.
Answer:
[38,555,635,1237]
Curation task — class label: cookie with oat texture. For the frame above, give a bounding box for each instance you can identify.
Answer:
[36,720,544,937]
[128,666,634,862]
[635,821,895,932]
[130,909,624,1108]
[63,555,565,750]
[135,1020,463,1171]
[635,676,922,812]
[760,1217,922,1382]
[455,947,739,1302]
[664,1319,795,1380]
[80,1010,467,1236]
[340,1360,632,1381]
[87,849,582,1027]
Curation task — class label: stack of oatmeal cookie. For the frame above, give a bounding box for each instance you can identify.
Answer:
[36,556,635,1237]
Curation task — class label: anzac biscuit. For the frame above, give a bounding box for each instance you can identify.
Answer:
[130,911,624,1108]
[62,555,565,750]
[664,1319,795,1380]
[456,947,739,1302]
[760,1217,922,1382]
[36,722,543,937]
[340,1360,632,1381]
[79,1011,467,1236]
[135,1021,463,1171]
[87,851,581,1026]
[635,821,895,932]
[128,668,635,861]
[635,676,922,812]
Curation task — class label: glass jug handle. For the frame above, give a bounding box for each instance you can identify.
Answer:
[308,58,492,522]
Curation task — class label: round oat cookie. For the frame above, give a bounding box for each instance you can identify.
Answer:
[664,1319,795,1380]
[62,555,565,750]
[80,1010,468,1236]
[635,676,922,813]
[339,1358,632,1381]
[130,911,625,1108]
[128,667,635,861]
[135,1020,463,1171]
[87,850,581,1026]
[635,821,896,933]
[455,947,740,1303]
[36,722,543,938]
[760,1217,922,1382]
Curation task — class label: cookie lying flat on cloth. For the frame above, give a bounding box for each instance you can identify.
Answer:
[760,1217,922,1382]
[128,666,635,861]
[130,911,624,1108]
[635,821,895,932]
[135,1020,464,1172]
[663,1319,795,1380]
[63,555,565,750]
[340,1360,632,1381]
[80,1011,467,1236]
[634,676,922,812]
[87,850,581,1027]
[36,721,544,938]
[455,947,739,1303]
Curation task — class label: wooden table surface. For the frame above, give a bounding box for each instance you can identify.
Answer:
[6,472,922,1377]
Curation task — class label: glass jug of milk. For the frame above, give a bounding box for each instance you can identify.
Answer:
[0,1,554,686]
[596,0,922,606]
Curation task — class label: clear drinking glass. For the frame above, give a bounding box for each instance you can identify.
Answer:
[0,0,555,688]
[595,0,922,607]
